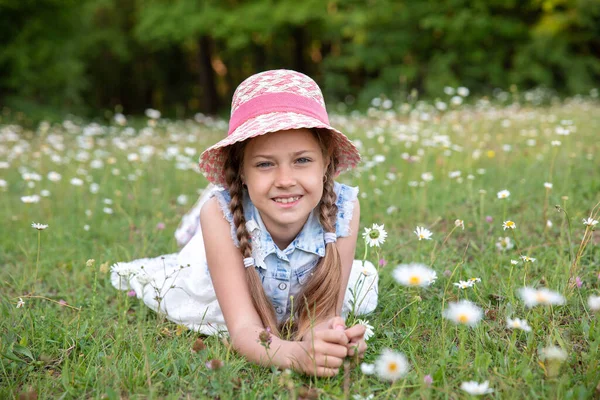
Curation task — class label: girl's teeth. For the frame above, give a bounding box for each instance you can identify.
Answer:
[274,196,299,204]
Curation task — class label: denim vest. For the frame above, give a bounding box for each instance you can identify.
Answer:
[212,181,358,323]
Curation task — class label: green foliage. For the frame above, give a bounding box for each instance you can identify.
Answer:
[0,0,599,116]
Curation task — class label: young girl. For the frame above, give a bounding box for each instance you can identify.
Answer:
[111,69,378,376]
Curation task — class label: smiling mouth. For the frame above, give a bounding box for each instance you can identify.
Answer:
[272,196,302,204]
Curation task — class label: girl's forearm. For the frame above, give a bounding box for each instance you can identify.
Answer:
[229,325,301,370]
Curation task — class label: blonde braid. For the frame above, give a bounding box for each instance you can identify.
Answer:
[225,145,280,336]
[294,158,342,340]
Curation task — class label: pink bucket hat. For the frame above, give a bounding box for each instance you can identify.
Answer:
[198,69,361,187]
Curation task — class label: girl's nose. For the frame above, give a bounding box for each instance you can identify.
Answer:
[275,166,296,187]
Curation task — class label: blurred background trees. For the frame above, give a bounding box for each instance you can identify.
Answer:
[1,0,599,117]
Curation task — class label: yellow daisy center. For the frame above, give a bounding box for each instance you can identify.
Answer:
[458,314,469,323]
[409,276,421,285]
[536,293,548,303]
[506,221,514,227]
[387,362,398,372]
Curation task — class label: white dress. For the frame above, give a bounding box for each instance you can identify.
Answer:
[111,184,378,335]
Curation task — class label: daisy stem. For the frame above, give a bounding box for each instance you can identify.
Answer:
[542,188,550,235]
[34,230,41,292]
[458,327,467,366]
[503,201,507,223]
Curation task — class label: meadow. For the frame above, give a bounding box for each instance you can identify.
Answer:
[1,89,599,399]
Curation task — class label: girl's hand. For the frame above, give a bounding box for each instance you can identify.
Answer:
[292,317,349,377]
[344,324,367,359]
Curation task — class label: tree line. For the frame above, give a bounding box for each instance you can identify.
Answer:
[1,0,599,118]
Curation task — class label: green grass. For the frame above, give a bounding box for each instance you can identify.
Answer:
[1,96,600,399]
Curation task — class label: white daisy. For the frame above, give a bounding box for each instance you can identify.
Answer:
[495,236,514,251]
[544,182,553,189]
[70,177,84,186]
[454,280,473,289]
[362,223,388,247]
[540,346,567,361]
[519,255,536,263]
[587,295,600,311]
[360,363,375,375]
[374,349,409,381]
[506,317,532,332]
[582,218,598,227]
[502,220,516,230]
[460,380,494,395]
[442,300,483,327]
[414,226,433,240]
[111,263,138,278]
[31,222,48,230]
[497,190,510,199]
[454,219,464,230]
[510,260,519,265]
[47,171,62,182]
[21,195,40,204]
[17,298,25,308]
[392,263,437,287]
[518,287,565,308]
[355,319,375,341]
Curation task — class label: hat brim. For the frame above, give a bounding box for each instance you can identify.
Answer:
[199,112,360,187]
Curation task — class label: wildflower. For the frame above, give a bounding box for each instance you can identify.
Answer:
[70,177,84,186]
[86,259,95,268]
[460,381,494,395]
[17,298,25,308]
[258,327,273,349]
[421,172,433,182]
[31,222,48,230]
[495,236,513,251]
[547,220,553,228]
[47,172,62,182]
[145,108,161,119]
[457,87,470,97]
[111,263,138,278]
[506,317,532,332]
[355,319,375,341]
[103,207,113,214]
[360,363,375,375]
[551,140,561,146]
[518,287,565,308]
[519,255,536,263]
[571,276,583,288]
[442,300,483,327]
[502,220,516,230]
[83,225,90,231]
[58,299,67,306]
[544,182,553,189]
[587,295,600,311]
[423,374,433,386]
[583,218,598,227]
[454,280,473,289]
[21,195,40,204]
[205,359,224,370]
[374,349,409,381]
[510,260,519,265]
[497,190,510,199]
[485,215,493,223]
[414,226,433,240]
[363,223,388,247]
[177,194,188,205]
[378,258,387,267]
[156,222,166,230]
[191,338,206,353]
[393,263,437,287]
[127,290,136,297]
[539,346,567,377]
[454,219,464,230]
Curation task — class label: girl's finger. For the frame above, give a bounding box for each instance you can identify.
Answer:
[344,324,366,340]
[317,329,350,346]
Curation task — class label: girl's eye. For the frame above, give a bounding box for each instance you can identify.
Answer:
[296,157,312,164]
[256,161,273,168]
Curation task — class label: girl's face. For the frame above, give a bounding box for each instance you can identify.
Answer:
[242,128,327,244]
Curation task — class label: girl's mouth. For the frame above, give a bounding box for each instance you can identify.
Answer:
[272,195,302,207]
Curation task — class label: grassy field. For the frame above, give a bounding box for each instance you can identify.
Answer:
[1,92,600,399]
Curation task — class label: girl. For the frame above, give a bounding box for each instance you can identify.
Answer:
[111,70,378,376]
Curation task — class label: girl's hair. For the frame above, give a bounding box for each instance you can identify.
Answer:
[224,129,342,340]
